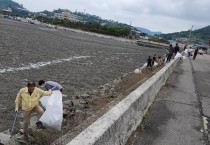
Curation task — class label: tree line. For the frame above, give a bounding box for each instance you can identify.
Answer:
[35,16,130,37]
[160,25,210,43]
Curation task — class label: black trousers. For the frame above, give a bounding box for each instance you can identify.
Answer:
[167,53,173,62]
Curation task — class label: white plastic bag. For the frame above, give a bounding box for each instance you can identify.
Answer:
[184,49,189,57]
[164,58,167,63]
[182,56,186,60]
[134,68,142,74]
[175,52,182,58]
[154,61,158,66]
[141,63,147,69]
[39,91,63,131]
[39,96,49,109]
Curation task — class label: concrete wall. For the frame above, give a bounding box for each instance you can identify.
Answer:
[137,40,169,49]
[64,58,179,145]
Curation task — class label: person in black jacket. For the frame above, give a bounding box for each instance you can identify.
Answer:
[147,56,153,69]
[193,47,199,60]
[167,44,174,62]
[174,43,180,55]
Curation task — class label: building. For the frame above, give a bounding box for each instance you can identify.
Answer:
[38,13,47,17]
[177,37,189,43]
[3,5,12,13]
[54,10,79,22]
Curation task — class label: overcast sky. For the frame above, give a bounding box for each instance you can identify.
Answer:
[13,0,210,33]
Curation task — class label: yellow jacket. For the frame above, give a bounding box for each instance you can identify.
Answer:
[15,87,52,111]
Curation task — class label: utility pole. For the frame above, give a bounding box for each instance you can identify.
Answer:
[188,25,194,44]
[130,20,132,35]
[130,20,132,43]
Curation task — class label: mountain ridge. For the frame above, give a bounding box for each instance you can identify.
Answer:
[0,0,29,15]
[135,27,162,35]
[160,25,210,43]
[0,0,23,9]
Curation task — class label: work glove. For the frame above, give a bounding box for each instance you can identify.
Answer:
[15,107,18,112]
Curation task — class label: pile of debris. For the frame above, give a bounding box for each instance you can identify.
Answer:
[62,72,133,119]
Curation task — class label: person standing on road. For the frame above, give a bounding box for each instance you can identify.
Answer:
[193,47,199,60]
[167,44,174,62]
[15,82,52,141]
[174,43,180,55]
[38,80,63,92]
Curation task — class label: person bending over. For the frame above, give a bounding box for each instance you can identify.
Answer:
[38,80,63,92]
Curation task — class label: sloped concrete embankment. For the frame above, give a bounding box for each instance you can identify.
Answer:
[137,40,169,49]
[60,58,179,145]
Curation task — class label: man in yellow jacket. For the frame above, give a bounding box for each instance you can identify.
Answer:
[15,82,52,140]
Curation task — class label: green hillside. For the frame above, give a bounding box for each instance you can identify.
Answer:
[160,25,210,43]
[41,9,131,28]
[0,0,23,9]
[73,12,130,28]
[0,0,29,15]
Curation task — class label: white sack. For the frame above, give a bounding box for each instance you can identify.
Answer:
[39,96,49,109]
[154,62,158,66]
[39,91,63,131]
[141,63,147,69]
[184,49,188,56]
[175,52,182,59]
[164,57,167,63]
[182,56,186,60]
[134,68,142,74]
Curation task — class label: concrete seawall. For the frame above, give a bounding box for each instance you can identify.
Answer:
[63,58,179,145]
[137,40,169,49]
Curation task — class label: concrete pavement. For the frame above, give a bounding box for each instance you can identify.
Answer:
[126,55,210,145]
[191,54,210,142]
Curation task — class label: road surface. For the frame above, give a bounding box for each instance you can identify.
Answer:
[127,54,210,145]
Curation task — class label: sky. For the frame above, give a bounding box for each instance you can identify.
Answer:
[13,0,210,33]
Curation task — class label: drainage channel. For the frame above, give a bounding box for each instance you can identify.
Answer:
[202,116,209,134]
[190,59,210,145]
[196,90,210,145]
[196,89,210,145]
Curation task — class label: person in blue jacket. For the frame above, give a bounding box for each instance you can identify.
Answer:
[38,80,63,92]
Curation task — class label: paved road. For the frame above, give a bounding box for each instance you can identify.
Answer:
[191,54,210,143]
[126,54,210,145]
